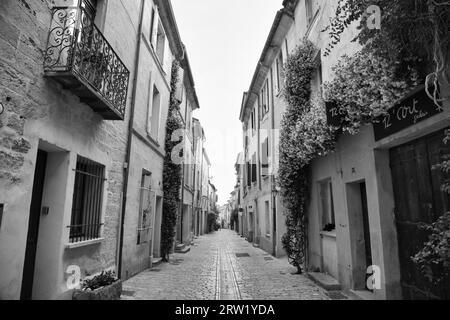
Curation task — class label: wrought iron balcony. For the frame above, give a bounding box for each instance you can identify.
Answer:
[44,5,129,120]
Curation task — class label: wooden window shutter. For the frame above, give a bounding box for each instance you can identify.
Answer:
[261,138,269,176]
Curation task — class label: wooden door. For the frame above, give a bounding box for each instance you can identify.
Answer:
[390,129,450,299]
[21,149,48,300]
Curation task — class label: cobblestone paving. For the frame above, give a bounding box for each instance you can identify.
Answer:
[121,229,330,300]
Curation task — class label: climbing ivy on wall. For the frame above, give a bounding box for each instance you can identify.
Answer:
[323,0,450,108]
[323,47,420,135]
[160,60,183,262]
[412,129,450,285]
[279,0,450,276]
[279,40,336,274]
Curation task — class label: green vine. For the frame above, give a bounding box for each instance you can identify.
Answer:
[160,60,183,262]
[279,40,337,274]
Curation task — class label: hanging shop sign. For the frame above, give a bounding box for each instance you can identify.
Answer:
[325,101,347,127]
[373,86,443,141]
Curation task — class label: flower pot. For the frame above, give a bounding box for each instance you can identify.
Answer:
[72,280,122,300]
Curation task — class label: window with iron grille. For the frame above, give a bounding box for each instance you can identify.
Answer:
[69,156,105,243]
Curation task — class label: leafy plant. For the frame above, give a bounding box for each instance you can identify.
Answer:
[323,47,419,135]
[323,0,450,107]
[81,270,118,291]
[412,129,450,284]
[207,212,219,233]
[279,40,337,274]
[160,60,183,262]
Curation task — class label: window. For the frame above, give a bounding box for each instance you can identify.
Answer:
[148,85,161,141]
[246,161,251,187]
[318,61,323,97]
[82,0,97,17]
[305,0,313,25]
[265,201,270,236]
[137,171,154,244]
[251,153,257,184]
[0,203,4,230]
[284,39,289,63]
[311,56,323,99]
[319,179,335,231]
[69,156,105,243]
[149,7,156,42]
[250,109,256,135]
[275,51,283,93]
[156,23,166,64]
[261,137,269,178]
[260,79,269,119]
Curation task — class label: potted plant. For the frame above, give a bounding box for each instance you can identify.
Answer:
[72,270,122,300]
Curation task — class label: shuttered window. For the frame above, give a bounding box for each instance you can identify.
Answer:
[69,156,105,243]
[251,153,257,183]
[247,161,251,187]
[137,171,154,245]
[261,137,269,177]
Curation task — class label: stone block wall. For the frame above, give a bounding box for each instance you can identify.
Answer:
[0,0,138,299]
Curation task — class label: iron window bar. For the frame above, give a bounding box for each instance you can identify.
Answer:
[69,156,105,243]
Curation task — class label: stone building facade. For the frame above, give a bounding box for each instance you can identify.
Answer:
[119,0,200,279]
[176,53,199,246]
[0,0,206,300]
[238,0,450,300]
[0,0,135,299]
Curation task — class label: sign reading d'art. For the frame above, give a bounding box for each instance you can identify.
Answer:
[373,86,443,141]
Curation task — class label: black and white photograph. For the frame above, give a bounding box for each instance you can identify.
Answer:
[0,0,449,309]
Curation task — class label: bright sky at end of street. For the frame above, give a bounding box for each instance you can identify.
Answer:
[171,0,282,206]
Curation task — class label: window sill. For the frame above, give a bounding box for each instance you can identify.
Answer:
[146,133,160,148]
[320,231,336,239]
[65,238,104,249]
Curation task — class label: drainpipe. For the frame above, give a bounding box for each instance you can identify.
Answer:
[270,69,277,257]
[117,0,145,279]
[179,161,185,244]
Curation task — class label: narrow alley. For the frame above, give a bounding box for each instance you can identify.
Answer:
[121,229,332,300]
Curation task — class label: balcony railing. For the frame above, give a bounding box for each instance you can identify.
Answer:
[44,5,129,120]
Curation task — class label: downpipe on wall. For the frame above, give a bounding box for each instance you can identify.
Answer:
[117,0,145,280]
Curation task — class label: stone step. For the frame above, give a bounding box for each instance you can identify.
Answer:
[307,272,341,291]
[174,245,191,254]
[175,243,186,250]
[152,257,163,266]
[348,289,375,300]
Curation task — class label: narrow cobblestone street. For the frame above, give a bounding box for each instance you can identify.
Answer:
[121,229,332,300]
